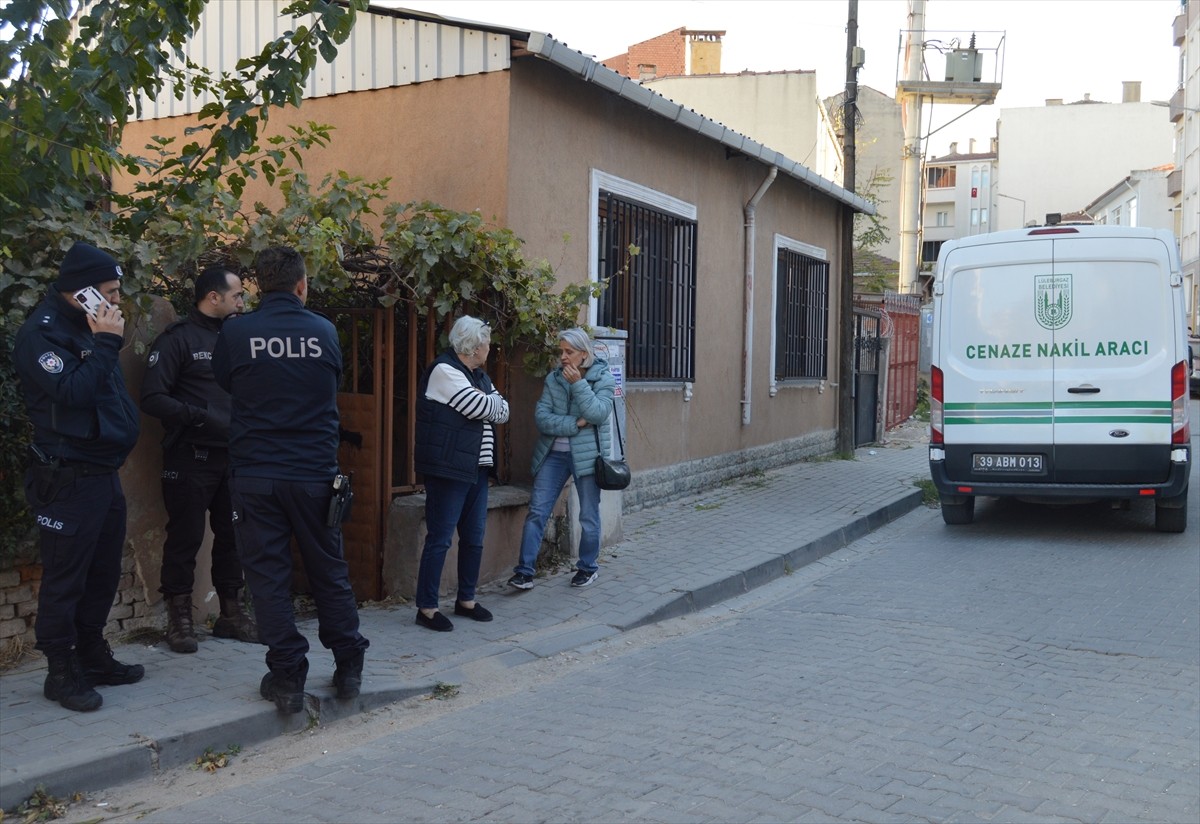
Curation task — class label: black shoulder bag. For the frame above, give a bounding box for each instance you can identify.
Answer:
[592,412,631,491]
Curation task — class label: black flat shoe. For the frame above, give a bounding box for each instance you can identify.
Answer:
[453,601,493,622]
[415,611,453,632]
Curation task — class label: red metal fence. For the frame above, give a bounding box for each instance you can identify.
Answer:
[882,292,922,430]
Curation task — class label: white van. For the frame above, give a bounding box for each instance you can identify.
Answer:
[928,225,1192,532]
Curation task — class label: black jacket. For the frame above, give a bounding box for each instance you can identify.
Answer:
[211,291,341,481]
[13,291,139,468]
[140,307,231,449]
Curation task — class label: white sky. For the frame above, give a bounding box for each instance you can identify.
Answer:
[386,0,1181,156]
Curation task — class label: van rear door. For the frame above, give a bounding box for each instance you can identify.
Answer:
[1048,234,1176,483]
[939,237,1054,478]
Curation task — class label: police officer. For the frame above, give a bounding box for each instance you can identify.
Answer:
[13,241,145,713]
[211,246,368,714]
[142,266,257,654]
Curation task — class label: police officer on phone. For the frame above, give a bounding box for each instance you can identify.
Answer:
[141,266,258,654]
[13,241,145,713]
[211,246,368,714]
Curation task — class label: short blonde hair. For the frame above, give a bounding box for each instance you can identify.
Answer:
[450,315,491,355]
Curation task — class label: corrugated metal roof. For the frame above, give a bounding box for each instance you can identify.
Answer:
[132,1,873,215]
[133,1,511,118]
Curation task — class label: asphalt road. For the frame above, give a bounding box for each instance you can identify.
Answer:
[57,466,1199,824]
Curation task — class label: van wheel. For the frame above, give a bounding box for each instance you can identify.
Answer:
[1155,494,1188,533]
[940,495,975,525]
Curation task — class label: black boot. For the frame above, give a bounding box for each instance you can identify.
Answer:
[78,639,145,687]
[43,649,102,712]
[165,593,198,654]
[260,658,308,714]
[212,588,259,643]
[333,650,364,699]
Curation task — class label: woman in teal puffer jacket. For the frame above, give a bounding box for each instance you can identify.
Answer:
[508,328,616,590]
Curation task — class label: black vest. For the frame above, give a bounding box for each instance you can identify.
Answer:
[414,349,493,483]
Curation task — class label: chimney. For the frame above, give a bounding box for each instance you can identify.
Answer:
[949,141,958,154]
[1046,98,1063,106]
[1083,92,1091,102]
[688,30,724,76]
[990,136,998,154]
[968,138,977,154]
[1122,80,1142,103]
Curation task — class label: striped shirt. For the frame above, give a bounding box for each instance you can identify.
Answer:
[425,363,510,466]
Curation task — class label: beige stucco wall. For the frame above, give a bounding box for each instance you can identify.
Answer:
[121,61,848,476]
[646,72,841,184]
[120,72,514,229]
[504,59,844,473]
[113,56,850,600]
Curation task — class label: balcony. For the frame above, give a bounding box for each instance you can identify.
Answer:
[1169,87,1186,123]
[1174,12,1186,47]
[1168,168,1183,197]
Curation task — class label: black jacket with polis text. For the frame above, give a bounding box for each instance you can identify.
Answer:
[211,291,341,481]
[13,291,139,468]
[140,307,231,450]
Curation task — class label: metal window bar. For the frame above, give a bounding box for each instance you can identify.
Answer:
[598,191,697,381]
[774,248,830,379]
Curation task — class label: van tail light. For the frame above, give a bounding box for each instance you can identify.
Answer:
[1171,360,1190,445]
[930,366,944,444]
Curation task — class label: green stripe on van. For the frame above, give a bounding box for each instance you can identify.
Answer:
[945,399,1171,426]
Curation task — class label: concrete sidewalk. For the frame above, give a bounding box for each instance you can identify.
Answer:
[0,434,930,811]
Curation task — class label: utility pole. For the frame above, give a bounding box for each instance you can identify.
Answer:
[897,0,926,295]
[837,0,860,456]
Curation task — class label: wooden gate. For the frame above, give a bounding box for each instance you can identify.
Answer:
[288,307,398,601]
[292,305,511,601]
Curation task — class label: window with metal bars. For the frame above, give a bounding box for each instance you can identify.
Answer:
[774,247,829,380]
[597,190,697,382]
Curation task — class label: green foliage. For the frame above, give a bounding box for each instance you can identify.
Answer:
[379,202,608,374]
[852,166,896,293]
[0,0,369,562]
[0,1,608,564]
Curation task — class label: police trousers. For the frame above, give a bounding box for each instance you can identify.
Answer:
[159,443,242,596]
[24,469,125,654]
[229,475,368,677]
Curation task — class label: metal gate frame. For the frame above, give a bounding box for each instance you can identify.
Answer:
[853,308,883,446]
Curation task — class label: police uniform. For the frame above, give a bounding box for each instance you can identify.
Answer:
[211,288,367,711]
[142,307,255,652]
[13,241,145,712]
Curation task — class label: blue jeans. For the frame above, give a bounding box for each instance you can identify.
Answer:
[515,451,601,576]
[416,468,490,610]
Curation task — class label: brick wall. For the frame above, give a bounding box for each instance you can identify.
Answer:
[0,554,158,657]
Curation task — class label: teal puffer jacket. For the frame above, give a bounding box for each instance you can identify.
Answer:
[530,357,617,478]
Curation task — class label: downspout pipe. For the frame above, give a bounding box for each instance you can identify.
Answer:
[742,166,778,426]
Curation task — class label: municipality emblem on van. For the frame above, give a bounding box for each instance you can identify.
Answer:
[1034,274,1072,330]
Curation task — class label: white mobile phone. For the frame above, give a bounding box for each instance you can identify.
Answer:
[73,286,110,318]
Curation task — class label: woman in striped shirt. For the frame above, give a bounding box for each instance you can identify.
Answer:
[413,316,510,632]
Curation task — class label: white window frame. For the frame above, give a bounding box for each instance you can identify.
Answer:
[589,169,698,392]
[769,233,829,395]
